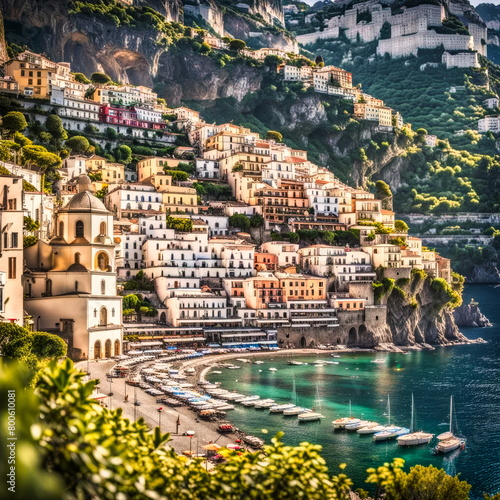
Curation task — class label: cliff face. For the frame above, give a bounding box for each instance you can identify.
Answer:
[465,262,500,284]
[384,274,468,346]
[157,51,263,105]
[454,301,492,327]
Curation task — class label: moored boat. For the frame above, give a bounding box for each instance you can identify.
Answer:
[269,404,296,413]
[434,397,466,454]
[357,423,385,434]
[283,406,311,416]
[373,426,410,441]
[298,411,325,422]
[397,394,434,446]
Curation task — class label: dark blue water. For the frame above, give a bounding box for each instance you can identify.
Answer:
[207,285,500,498]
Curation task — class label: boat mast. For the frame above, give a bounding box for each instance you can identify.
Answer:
[450,396,453,434]
[387,395,391,425]
[349,399,352,417]
[410,393,415,433]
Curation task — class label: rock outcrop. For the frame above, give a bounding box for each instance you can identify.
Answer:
[453,300,492,327]
[463,262,500,284]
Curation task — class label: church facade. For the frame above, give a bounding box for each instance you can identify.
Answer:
[24,175,123,360]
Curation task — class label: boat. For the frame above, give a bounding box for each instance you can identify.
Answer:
[332,400,359,429]
[283,406,311,416]
[253,361,264,365]
[287,361,304,366]
[298,412,325,422]
[357,424,385,434]
[397,394,434,446]
[269,404,296,413]
[346,420,374,431]
[373,395,409,441]
[253,399,275,409]
[371,359,385,364]
[435,396,466,454]
[238,396,261,406]
[269,367,277,372]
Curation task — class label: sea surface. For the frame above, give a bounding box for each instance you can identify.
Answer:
[206,285,500,498]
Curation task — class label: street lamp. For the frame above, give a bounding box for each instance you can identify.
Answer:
[157,407,163,429]
[108,376,113,410]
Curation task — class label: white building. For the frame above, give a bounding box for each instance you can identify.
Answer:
[478,115,500,133]
[442,51,480,69]
[50,86,100,122]
[196,159,220,179]
[105,184,163,218]
[261,241,299,268]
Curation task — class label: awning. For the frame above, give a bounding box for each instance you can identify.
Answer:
[163,337,205,343]
[220,332,268,338]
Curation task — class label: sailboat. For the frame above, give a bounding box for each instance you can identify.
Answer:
[298,385,324,422]
[283,377,310,415]
[373,395,409,441]
[332,400,360,429]
[435,396,466,453]
[397,394,434,446]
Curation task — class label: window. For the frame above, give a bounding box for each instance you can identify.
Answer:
[8,257,16,279]
[101,280,106,294]
[45,279,52,296]
[59,221,64,237]
[96,252,110,271]
[3,233,7,249]
[99,307,108,326]
[75,220,84,238]
[75,253,81,264]
[99,221,106,235]
[75,281,79,292]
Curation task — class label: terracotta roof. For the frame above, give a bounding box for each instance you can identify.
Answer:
[284,156,306,163]
[381,210,395,214]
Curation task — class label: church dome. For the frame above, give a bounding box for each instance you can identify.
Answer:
[64,174,109,212]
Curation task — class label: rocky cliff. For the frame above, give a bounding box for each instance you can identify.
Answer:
[383,273,468,346]
[464,262,500,284]
[454,300,492,327]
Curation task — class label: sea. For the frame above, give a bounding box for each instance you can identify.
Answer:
[206,285,500,498]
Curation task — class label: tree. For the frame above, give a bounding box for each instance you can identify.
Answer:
[65,136,90,154]
[266,130,283,143]
[416,128,428,135]
[24,216,40,232]
[164,169,189,182]
[115,144,132,164]
[250,213,265,228]
[264,55,283,67]
[90,72,112,85]
[29,332,67,359]
[105,127,118,140]
[2,111,28,136]
[380,21,391,39]
[45,115,68,145]
[73,72,91,84]
[394,220,409,233]
[229,39,246,52]
[375,180,393,210]
[229,213,251,232]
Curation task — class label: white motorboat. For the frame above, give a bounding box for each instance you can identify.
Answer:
[357,424,385,434]
[346,420,375,431]
[373,427,410,441]
[269,367,278,372]
[253,361,264,365]
[397,394,434,446]
[435,396,466,454]
[332,400,358,429]
[239,396,261,406]
[298,412,325,422]
[253,399,275,409]
[269,404,296,413]
[283,406,311,416]
[287,361,304,366]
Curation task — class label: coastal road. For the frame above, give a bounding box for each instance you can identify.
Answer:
[80,360,240,455]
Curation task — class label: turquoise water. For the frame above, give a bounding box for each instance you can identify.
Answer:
[207,285,500,498]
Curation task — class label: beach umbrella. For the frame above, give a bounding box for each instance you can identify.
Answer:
[202,443,222,451]
[226,444,242,450]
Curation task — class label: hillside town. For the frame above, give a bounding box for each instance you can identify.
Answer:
[293,1,486,68]
[0,49,454,362]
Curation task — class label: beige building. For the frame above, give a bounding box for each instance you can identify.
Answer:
[0,174,25,325]
[150,173,199,214]
[137,157,185,182]
[24,175,123,360]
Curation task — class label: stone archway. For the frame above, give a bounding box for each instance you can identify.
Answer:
[159,312,166,324]
[358,324,375,348]
[105,339,112,358]
[300,336,306,348]
[94,340,102,359]
[348,327,357,346]
[114,340,120,356]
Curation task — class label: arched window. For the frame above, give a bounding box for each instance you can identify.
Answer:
[59,221,64,237]
[99,307,108,326]
[134,252,138,259]
[114,340,120,356]
[75,281,79,292]
[96,252,110,271]
[45,279,52,296]
[94,340,101,359]
[75,220,84,238]
[125,252,129,259]
[99,221,106,235]
[112,308,115,317]
[104,339,112,357]
[101,279,106,294]
[75,253,81,264]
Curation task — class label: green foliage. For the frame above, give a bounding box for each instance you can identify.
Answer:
[115,144,132,164]
[164,169,189,182]
[45,115,68,141]
[24,216,40,232]
[229,213,251,232]
[73,72,91,84]
[2,111,28,134]
[394,220,409,233]
[229,39,247,52]
[65,135,90,154]
[430,278,462,309]
[24,235,38,248]
[122,293,157,317]
[194,182,233,201]
[375,180,392,210]
[250,213,265,228]
[266,130,283,142]
[367,459,471,500]
[272,229,360,246]
[90,72,112,85]
[122,270,154,291]
[166,215,193,232]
